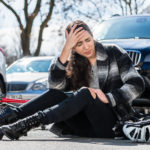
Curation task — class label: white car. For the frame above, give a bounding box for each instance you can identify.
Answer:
[6,56,54,100]
[0,48,6,98]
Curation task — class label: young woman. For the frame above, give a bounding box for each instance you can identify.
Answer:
[0,20,145,141]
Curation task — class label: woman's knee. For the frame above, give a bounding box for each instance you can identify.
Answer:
[46,89,68,99]
[75,87,96,99]
[87,88,97,99]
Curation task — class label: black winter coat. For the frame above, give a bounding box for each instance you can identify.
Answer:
[48,42,145,112]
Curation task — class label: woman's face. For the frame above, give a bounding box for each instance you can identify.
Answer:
[74,31,96,60]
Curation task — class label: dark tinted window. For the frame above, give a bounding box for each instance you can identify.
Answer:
[95,16,150,40]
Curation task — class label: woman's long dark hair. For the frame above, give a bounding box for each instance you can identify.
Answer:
[65,20,93,90]
[67,51,92,90]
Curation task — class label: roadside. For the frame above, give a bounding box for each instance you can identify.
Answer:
[0,125,150,150]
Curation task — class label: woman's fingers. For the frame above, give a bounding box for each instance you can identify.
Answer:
[65,30,69,38]
[72,30,86,46]
[66,25,83,40]
[91,89,109,103]
[88,88,108,103]
[74,30,87,46]
[88,88,97,99]
[75,30,87,40]
[68,29,86,48]
[65,24,87,49]
[70,24,78,34]
[73,27,83,35]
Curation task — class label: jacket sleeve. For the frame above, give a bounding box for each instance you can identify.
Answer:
[106,45,145,107]
[48,57,68,90]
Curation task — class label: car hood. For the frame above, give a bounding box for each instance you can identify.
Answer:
[7,72,48,82]
[100,39,150,51]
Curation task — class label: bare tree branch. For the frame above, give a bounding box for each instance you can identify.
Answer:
[31,0,41,18]
[28,0,33,5]
[136,0,146,14]
[118,0,125,15]
[0,0,24,31]
[24,0,28,21]
[113,0,146,15]
[34,0,55,56]
[88,0,102,18]
[0,0,81,57]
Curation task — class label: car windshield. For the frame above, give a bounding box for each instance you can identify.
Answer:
[95,16,150,40]
[7,59,52,74]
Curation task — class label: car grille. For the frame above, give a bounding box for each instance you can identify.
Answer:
[127,50,141,66]
[7,83,28,92]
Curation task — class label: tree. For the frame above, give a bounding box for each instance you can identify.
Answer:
[60,0,147,22]
[0,0,55,56]
[1,0,148,58]
[113,0,147,15]
[59,0,105,23]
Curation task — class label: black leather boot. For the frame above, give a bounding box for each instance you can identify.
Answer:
[0,103,19,126]
[1,111,46,140]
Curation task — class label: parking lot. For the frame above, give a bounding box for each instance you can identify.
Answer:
[0,125,150,150]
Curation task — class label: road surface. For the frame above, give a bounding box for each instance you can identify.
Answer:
[0,125,150,150]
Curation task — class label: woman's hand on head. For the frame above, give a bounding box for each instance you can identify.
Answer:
[65,24,86,50]
[59,24,86,64]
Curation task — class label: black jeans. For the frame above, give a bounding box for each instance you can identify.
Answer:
[18,88,118,138]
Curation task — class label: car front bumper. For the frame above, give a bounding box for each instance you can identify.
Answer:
[6,90,48,100]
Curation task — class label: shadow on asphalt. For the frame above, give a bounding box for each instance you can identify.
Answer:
[2,136,148,146]
[1,129,150,146]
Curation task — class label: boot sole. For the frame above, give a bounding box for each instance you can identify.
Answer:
[1,127,19,140]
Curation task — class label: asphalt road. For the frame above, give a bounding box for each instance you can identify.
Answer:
[0,125,150,150]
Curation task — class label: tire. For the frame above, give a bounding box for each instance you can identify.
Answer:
[0,79,6,98]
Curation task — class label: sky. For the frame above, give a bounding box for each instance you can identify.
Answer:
[0,0,150,58]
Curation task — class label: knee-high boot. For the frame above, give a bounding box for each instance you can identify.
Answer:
[0,111,47,140]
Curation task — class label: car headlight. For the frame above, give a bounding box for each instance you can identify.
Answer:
[32,79,49,91]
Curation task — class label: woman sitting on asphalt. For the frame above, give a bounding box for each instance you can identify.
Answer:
[0,20,147,142]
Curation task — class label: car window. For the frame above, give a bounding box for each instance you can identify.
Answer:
[95,16,150,40]
[26,60,51,72]
[7,60,52,74]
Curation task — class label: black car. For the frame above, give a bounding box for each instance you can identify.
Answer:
[94,15,150,113]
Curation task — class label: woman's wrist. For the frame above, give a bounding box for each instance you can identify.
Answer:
[59,45,71,64]
[58,57,68,67]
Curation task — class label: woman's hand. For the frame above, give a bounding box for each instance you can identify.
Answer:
[64,25,85,50]
[59,25,86,64]
[89,88,109,104]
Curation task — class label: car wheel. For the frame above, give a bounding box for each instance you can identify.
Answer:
[0,79,6,98]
